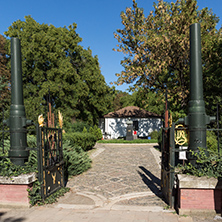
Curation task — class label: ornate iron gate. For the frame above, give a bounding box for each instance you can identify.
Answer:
[37,125,64,200]
[161,123,175,207]
[161,122,189,208]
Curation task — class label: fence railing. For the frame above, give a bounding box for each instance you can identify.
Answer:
[0,123,64,200]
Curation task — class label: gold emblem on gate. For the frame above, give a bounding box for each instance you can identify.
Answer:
[52,172,57,184]
[174,124,188,146]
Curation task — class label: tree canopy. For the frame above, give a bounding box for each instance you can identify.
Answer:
[4,16,113,125]
[0,35,10,110]
[114,0,221,117]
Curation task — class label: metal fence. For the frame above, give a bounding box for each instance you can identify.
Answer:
[0,118,64,200]
[161,122,222,208]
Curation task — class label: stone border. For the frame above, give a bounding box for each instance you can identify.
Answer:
[0,172,36,185]
[177,174,222,189]
[55,190,172,212]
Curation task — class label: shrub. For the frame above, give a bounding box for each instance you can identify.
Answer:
[177,147,222,178]
[149,130,159,140]
[64,121,91,134]
[206,130,218,154]
[89,125,103,141]
[63,140,91,177]
[63,132,97,151]
[82,127,88,133]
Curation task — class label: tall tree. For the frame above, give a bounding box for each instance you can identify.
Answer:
[4,16,112,124]
[0,34,10,110]
[70,48,115,124]
[114,0,220,115]
[112,90,135,111]
[134,89,165,116]
[203,32,222,123]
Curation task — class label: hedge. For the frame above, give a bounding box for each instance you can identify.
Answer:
[63,132,97,151]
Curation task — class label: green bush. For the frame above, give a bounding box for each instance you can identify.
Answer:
[89,125,103,141]
[149,130,159,140]
[64,121,91,134]
[177,147,222,178]
[63,132,97,151]
[206,130,218,154]
[82,127,88,133]
[63,140,91,177]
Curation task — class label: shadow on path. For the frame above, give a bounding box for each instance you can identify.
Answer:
[138,166,167,204]
[0,212,25,222]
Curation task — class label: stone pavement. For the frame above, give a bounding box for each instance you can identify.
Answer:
[0,143,220,222]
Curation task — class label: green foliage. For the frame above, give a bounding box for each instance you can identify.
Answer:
[4,16,113,125]
[0,34,10,110]
[111,89,164,116]
[63,140,91,176]
[63,132,97,151]
[98,138,157,144]
[27,180,70,206]
[0,139,37,177]
[93,125,103,140]
[114,0,220,115]
[177,147,222,178]
[0,135,88,206]
[65,121,91,134]
[82,127,88,133]
[0,157,37,177]
[149,130,159,140]
[89,126,93,135]
[27,180,42,206]
[112,91,131,111]
[42,187,70,205]
[206,130,218,154]
[89,125,103,141]
[134,89,165,116]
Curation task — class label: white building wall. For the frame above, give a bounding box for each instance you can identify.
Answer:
[100,117,162,139]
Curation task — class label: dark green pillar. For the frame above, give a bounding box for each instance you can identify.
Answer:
[178,23,215,165]
[4,38,33,166]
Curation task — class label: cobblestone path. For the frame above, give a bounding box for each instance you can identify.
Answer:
[64,143,167,208]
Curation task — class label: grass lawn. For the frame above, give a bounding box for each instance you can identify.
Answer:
[97,138,158,144]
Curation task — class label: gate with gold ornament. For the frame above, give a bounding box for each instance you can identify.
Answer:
[161,122,188,208]
[37,98,64,200]
[37,125,64,200]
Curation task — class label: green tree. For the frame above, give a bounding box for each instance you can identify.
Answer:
[4,16,112,125]
[0,34,10,110]
[134,89,165,116]
[114,0,220,116]
[70,48,115,124]
[112,90,136,111]
[203,33,222,124]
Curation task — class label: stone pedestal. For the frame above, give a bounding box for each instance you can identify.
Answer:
[0,172,36,208]
[176,174,222,215]
[126,120,133,141]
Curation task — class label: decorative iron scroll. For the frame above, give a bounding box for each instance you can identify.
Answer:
[38,126,64,199]
[37,94,64,200]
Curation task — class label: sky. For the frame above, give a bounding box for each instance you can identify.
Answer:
[0,0,221,92]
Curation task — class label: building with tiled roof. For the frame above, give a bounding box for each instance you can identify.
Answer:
[99,106,163,139]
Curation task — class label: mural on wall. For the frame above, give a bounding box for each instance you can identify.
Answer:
[99,106,162,139]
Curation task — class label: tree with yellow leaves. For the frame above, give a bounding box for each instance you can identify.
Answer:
[114,0,220,115]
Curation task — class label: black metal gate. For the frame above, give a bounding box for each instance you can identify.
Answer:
[37,125,64,200]
[161,123,175,207]
[161,122,189,208]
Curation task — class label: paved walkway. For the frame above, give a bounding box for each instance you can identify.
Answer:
[0,143,220,221]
